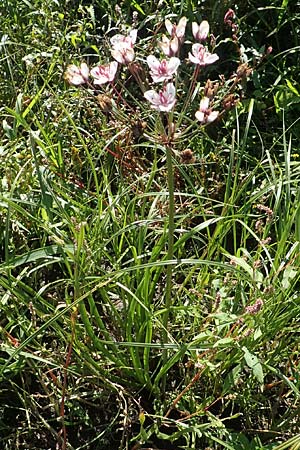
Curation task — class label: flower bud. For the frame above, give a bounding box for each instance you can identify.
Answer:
[224,8,235,25]
[266,46,273,55]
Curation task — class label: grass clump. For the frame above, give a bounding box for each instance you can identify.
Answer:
[0,0,300,449]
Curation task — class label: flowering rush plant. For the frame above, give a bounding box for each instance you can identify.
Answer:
[64,12,257,371]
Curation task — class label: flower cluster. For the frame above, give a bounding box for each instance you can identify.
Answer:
[65,29,137,87]
[65,15,225,124]
[143,17,219,117]
[245,298,264,315]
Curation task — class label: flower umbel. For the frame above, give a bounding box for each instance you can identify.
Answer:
[147,55,180,83]
[195,97,219,124]
[64,62,89,85]
[189,44,219,66]
[192,20,209,41]
[110,29,137,64]
[144,83,176,112]
[91,61,118,85]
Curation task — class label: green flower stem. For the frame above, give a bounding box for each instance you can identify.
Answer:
[161,137,175,395]
[164,143,175,324]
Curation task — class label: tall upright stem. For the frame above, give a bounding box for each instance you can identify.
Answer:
[161,141,175,395]
[164,144,175,327]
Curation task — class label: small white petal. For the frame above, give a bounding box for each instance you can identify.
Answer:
[199,97,210,111]
[165,82,176,97]
[170,36,179,54]
[71,75,84,85]
[147,55,160,71]
[129,29,137,44]
[195,110,205,122]
[165,19,173,36]
[144,90,160,105]
[110,34,123,46]
[188,53,200,64]
[111,49,125,64]
[192,22,198,40]
[207,111,219,122]
[199,21,209,40]
[109,61,118,77]
[159,101,175,112]
[206,54,219,64]
[168,57,180,72]
[192,43,203,53]
[176,16,187,38]
[80,63,89,80]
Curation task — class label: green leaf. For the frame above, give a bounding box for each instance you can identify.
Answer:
[0,245,74,270]
[286,79,299,96]
[213,337,234,348]
[130,0,145,15]
[242,346,264,384]
[224,254,263,283]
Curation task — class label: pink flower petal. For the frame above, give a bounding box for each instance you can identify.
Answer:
[80,63,89,80]
[196,97,219,124]
[129,29,137,44]
[65,63,89,85]
[144,89,160,105]
[188,53,200,65]
[165,17,187,40]
[147,56,180,83]
[189,43,219,66]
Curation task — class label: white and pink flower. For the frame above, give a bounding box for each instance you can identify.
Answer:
[192,20,209,41]
[159,34,179,57]
[195,97,219,124]
[90,61,118,85]
[189,44,219,66]
[64,62,89,85]
[165,16,187,41]
[144,83,176,112]
[110,29,137,64]
[147,55,180,83]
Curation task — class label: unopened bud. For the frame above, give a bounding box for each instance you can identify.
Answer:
[266,46,273,55]
[224,9,235,24]
[132,11,138,26]
[181,149,195,164]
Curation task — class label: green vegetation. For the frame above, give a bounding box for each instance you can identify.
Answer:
[1,0,300,448]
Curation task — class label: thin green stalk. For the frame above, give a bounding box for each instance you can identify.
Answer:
[161,142,175,395]
[177,64,200,128]
[164,145,175,321]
